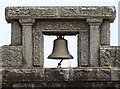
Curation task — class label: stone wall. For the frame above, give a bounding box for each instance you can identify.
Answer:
[2,68,120,88]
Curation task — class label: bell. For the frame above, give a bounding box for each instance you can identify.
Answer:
[48,36,73,60]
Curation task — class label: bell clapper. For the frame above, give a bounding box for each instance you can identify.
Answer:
[57,35,64,39]
[57,59,63,68]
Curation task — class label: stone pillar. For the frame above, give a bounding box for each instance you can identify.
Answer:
[119,2,120,46]
[0,47,2,67]
[0,47,2,88]
[33,30,44,67]
[11,21,22,46]
[19,18,35,67]
[87,18,102,67]
[78,31,89,67]
[100,20,110,45]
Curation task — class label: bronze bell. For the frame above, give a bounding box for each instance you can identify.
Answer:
[48,36,73,60]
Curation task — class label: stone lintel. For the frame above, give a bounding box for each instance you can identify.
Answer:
[5,6,116,23]
[2,67,116,82]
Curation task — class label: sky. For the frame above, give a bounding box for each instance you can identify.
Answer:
[0,0,119,67]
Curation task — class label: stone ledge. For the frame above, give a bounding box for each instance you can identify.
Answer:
[5,6,116,22]
[11,81,120,88]
[2,67,120,83]
[2,81,120,88]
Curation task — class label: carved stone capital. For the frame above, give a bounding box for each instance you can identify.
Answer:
[87,18,103,26]
[19,18,35,25]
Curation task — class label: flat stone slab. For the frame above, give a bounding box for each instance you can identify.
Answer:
[5,6,116,22]
[2,67,120,83]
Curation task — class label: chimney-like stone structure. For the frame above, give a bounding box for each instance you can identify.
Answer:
[1,6,120,88]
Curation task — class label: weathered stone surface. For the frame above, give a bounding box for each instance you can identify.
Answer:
[19,18,35,25]
[33,30,44,67]
[0,68,2,89]
[78,31,89,67]
[2,46,23,67]
[96,68,110,80]
[115,47,120,67]
[0,47,2,88]
[87,19,102,67]
[100,46,120,67]
[44,68,69,81]
[3,6,120,88]
[100,46,115,67]
[19,18,35,67]
[100,46,120,68]
[0,47,2,89]
[0,47,2,67]
[100,20,110,45]
[36,20,86,35]
[11,21,22,46]
[87,18,103,23]
[11,82,120,88]
[5,81,120,88]
[2,68,115,82]
[72,68,110,81]
[2,68,44,82]
[5,6,116,22]
[2,68,120,88]
[111,67,120,81]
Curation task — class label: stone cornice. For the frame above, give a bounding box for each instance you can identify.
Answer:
[5,6,116,23]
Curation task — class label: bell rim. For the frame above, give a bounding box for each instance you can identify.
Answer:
[47,55,74,60]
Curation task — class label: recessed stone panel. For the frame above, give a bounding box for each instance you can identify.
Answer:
[100,46,120,68]
[33,30,44,67]
[2,46,23,67]
[36,20,86,34]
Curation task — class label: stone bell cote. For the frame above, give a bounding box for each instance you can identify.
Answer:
[1,6,120,88]
[4,6,117,67]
